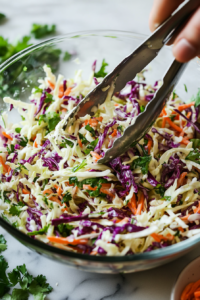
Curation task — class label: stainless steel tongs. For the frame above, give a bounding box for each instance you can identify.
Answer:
[64,0,200,164]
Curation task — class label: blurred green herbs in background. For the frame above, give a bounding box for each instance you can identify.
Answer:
[0,16,72,101]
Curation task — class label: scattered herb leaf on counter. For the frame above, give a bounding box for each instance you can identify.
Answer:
[31,23,56,39]
[0,13,6,22]
[0,235,7,253]
[63,51,72,61]
[0,234,53,299]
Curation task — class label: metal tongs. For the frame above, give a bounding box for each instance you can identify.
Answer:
[64,0,200,164]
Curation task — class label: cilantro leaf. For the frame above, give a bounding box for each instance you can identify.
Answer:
[72,159,87,172]
[0,255,10,297]
[191,89,200,107]
[60,138,74,148]
[57,224,74,237]
[4,289,29,300]
[140,105,145,112]
[94,59,108,78]
[6,144,14,155]
[186,149,200,164]
[85,124,95,137]
[38,112,60,132]
[44,92,54,104]
[63,51,72,61]
[19,136,28,147]
[117,125,124,133]
[61,192,72,204]
[27,225,49,237]
[155,184,165,198]
[131,155,151,174]
[191,139,200,149]
[0,235,7,253]
[84,138,98,155]
[31,23,56,39]
[33,87,43,94]
[78,133,88,145]
[9,202,25,217]
[15,128,21,134]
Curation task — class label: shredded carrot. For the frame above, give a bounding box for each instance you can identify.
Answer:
[90,151,102,162]
[111,129,117,137]
[2,131,13,140]
[83,184,97,191]
[165,117,182,132]
[136,192,144,215]
[49,196,62,206]
[96,117,103,122]
[64,87,72,96]
[34,140,38,148]
[181,138,190,145]
[151,232,174,242]
[57,186,63,196]
[0,156,9,174]
[181,280,200,300]
[54,184,59,189]
[147,139,152,155]
[90,250,98,255]
[58,85,64,98]
[178,102,195,112]
[178,227,184,232]
[47,80,55,90]
[43,189,53,195]
[180,214,191,221]
[47,236,88,245]
[186,111,192,119]
[115,217,129,224]
[128,194,137,215]
[22,189,30,195]
[77,136,83,148]
[177,172,187,188]
[179,130,185,137]
[194,202,200,214]
[100,188,115,198]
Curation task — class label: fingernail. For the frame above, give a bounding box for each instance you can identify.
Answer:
[154,23,160,30]
[173,38,197,62]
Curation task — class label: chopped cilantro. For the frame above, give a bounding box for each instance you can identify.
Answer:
[31,23,56,39]
[117,125,123,133]
[33,87,43,94]
[15,128,21,133]
[155,184,165,198]
[184,84,188,92]
[84,138,98,155]
[94,59,108,78]
[78,133,88,145]
[8,202,25,217]
[191,139,200,149]
[131,155,151,174]
[72,159,87,172]
[6,144,14,155]
[186,149,200,165]
[61,192,72,204]
[63,51,72,61]
[19,136,28,147]
[85,124,95,137]
[163,196,171,201]
[21,115,25,121]
[60,138,74,148]
[27,225,49,236]
[191,89,200,107]
[57,223,74,237]
[38,112,60,132]
[140,105,145,112]
[44,92,54,104]
[172,90,176,100]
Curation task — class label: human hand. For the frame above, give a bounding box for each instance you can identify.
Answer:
[149,0,200,62]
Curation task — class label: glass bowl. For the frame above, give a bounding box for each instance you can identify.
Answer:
[0,30,200,274]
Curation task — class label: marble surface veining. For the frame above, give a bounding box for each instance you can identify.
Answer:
[1,0,200,299]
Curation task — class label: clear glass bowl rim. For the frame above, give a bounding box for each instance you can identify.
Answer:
[0,29,199,263]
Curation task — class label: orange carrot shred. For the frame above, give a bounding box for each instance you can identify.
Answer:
[47,80,55,90]
[136,191,144,215]
[64,87,72,96]
[22,189,30,194]
[147,139,152,155]
[177,172,187,188]
[111,129,117,137]
[2,131,13,140]
[178,102,195,112]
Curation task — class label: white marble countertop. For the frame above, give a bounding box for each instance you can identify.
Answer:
[1,0,200,299]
